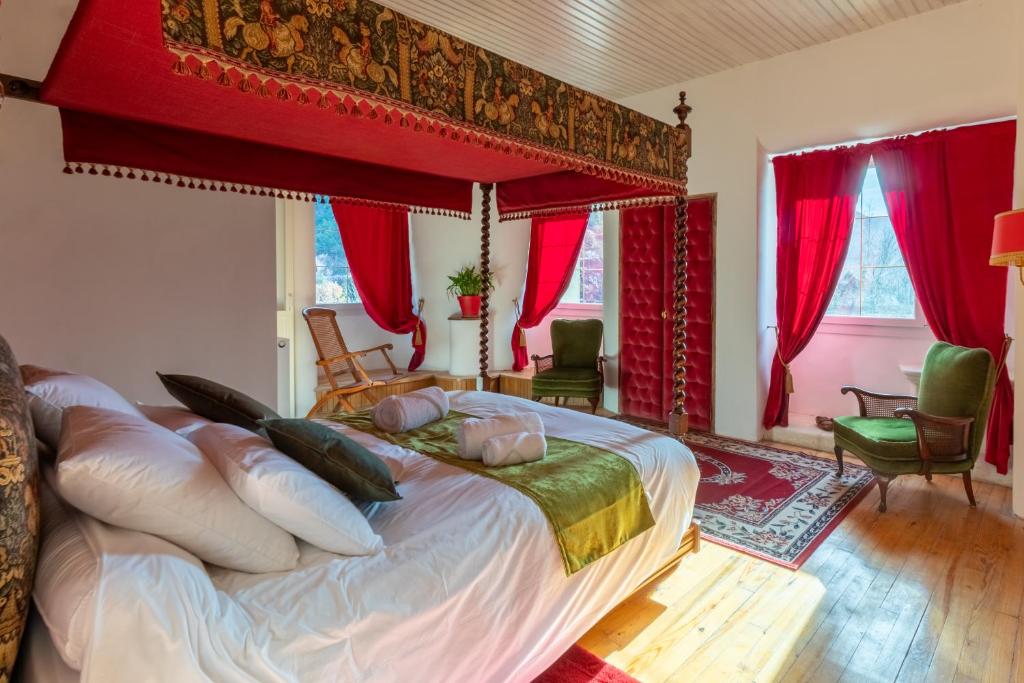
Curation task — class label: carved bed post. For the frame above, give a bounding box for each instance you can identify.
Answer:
[479,183,493,390]
[669,92,692,435]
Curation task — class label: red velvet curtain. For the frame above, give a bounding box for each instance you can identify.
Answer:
[872,121,1016,473]
[331,203,426,371]
[763,147,872,429]
[512,214,591,371]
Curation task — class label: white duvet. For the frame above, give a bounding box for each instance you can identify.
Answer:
[74,392,699,683]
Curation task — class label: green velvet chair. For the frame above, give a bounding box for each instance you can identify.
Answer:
[531,319,604,413]
[833,342,996,512]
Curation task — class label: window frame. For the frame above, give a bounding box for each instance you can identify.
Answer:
[822,160,922,330]
[313,200,363,307]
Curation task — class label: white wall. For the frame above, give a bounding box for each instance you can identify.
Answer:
[622,0,1018,441]
[0,101,278,406]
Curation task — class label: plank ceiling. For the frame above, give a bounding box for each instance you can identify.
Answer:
[386,0,967,99]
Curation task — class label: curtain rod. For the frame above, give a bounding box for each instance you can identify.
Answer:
[0,74,42,103]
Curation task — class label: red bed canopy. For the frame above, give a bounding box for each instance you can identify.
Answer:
[34,0,695,433]
[41,0,690,219]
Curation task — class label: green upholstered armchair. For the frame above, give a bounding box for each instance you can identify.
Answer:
[531,319,604,413]
[833,342,996,512]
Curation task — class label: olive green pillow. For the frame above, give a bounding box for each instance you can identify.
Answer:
[260,418,400,502]
[157,372,280,434]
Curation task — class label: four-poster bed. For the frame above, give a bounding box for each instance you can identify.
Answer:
[0,0,699,679]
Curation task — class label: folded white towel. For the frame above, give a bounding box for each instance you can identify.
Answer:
[371,386,449,433]
[482,431,547,467]
[457,412,544,460]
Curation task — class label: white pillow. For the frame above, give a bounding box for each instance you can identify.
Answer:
[188,423,384,556]
[137,403,213,437]
[35,470,98,670]
[57,406,299,573]
[20,365,144,450]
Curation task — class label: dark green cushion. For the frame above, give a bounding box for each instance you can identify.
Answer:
[533,367,602,398]
[917,342,995,456]
[158,372,279,433]
[261,418,400,502]
[551,319,603,369]
[833,416,919,461]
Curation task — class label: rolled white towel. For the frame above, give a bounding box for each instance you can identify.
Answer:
[371,386,449,433]
[482,431,547,467]
[457,412,544,460]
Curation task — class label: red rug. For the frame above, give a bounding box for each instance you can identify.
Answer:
[533,645,637,683]
[614,420,875,569]
[686,432,874,568]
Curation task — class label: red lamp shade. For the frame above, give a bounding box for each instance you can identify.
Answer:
[990,208,1024,266]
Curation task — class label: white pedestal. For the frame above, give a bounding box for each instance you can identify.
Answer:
[449,314,495,377]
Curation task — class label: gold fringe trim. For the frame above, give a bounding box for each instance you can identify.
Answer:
[499,195,680,221]
[60,162,472,219]
[166,44,687,197]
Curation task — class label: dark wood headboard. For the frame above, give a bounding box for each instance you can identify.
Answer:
[0,335,39,680]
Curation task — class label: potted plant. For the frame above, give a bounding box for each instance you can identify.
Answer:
[446,264,494,317]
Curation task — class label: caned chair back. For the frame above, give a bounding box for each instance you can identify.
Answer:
[917,341,996,459]
[303,307,360,389]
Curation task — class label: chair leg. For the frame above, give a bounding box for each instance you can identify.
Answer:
[833,446,844,477]
[553,396,560,407]
[925,472,932,482]
[876,475,891,513]
[588,397,599,414]
[962,471,977,507]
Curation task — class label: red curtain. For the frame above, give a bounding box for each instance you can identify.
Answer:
[511,214,591,371]
[331,203,427,371]
[872,121,1016,473]
[763,147,872,429]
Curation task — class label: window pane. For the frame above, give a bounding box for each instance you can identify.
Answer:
[860,166,888,217]
[314,202,361,304]
[561,212,604,304]
[826,220,860,316]
[861,266,915,318]
[823,161,915,320]
[861,216,903,267]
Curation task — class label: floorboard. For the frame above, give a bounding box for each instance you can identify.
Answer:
[578,443,1024,683]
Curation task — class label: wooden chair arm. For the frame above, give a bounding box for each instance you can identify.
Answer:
[315,351,363,367]
[840,386,918,418]
[531,354,554,373]
[893,408,973,463]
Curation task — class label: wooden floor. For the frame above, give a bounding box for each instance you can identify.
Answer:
[578,445,1024,683]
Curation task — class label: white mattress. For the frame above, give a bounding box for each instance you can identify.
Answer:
[46,392,699,683]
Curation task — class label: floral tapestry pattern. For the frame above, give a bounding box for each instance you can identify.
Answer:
[161,0,689,188]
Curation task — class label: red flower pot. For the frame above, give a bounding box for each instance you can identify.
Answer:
[458,295,481,317]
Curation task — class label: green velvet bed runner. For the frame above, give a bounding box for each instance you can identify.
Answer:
[327,410,655,575]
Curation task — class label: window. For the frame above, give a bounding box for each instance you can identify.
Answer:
[314,202,360,304]
[826,163,916,319]
[560,213,604,305]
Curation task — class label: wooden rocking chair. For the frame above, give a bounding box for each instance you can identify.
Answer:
[303,307,403,417]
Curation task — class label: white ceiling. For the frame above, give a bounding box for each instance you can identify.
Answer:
[386,0,967,99]
[2,1,966,99]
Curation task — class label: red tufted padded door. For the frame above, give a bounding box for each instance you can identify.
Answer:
[620,195,715,430]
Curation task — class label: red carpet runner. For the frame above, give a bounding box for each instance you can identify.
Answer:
[533,645,638,683]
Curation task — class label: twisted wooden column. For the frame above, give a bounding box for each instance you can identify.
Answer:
[669,92,692,435]
[479,183,493,389]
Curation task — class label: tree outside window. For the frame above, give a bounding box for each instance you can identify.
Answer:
[826,164,915,319]
[314,202,361,304]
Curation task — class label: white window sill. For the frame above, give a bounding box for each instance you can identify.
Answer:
[818,315,931,339]
[315,302,366,316]
[553,303,603,315]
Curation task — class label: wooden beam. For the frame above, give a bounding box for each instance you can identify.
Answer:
[669,92,692,436]
[479,183,493,389]
[0,74,42,103]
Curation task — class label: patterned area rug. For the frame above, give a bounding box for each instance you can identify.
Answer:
[616,420,875,569]
[533,645,638,683]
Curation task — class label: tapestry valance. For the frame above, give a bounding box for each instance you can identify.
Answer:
[161,0,688,191]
